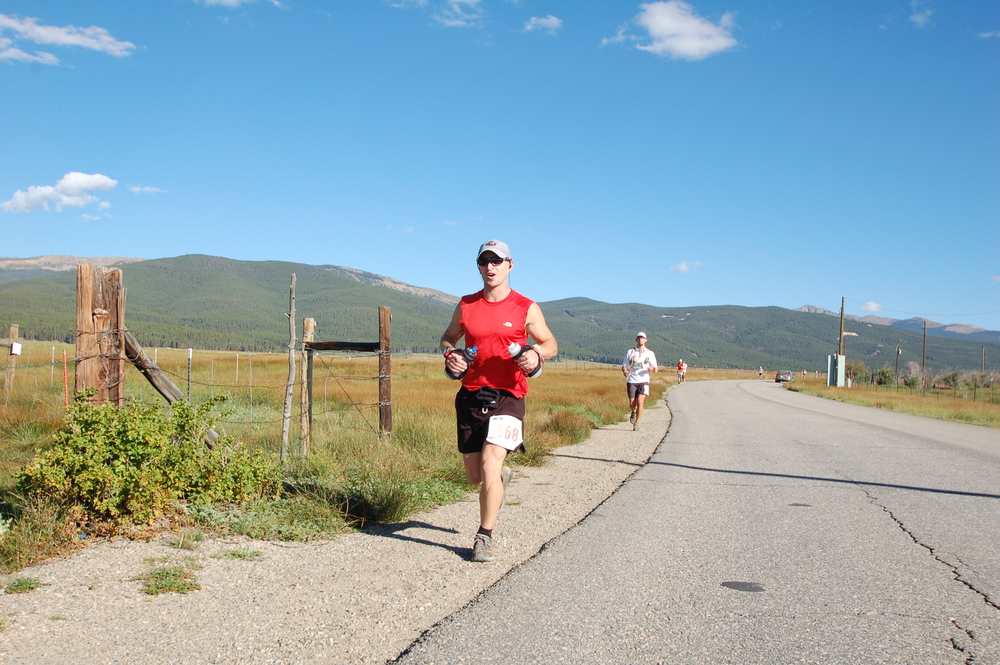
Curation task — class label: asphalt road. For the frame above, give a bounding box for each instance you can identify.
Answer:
[393,380,1000,664]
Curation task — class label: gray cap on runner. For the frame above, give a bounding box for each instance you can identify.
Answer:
[477,240,511,260]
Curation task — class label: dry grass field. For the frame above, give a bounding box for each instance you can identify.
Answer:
[786,376,1000,429]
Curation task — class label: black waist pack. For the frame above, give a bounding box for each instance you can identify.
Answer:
[475,387,501,411]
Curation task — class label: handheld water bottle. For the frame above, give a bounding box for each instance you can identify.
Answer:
[508,342,543,378]
[444,346,477,380]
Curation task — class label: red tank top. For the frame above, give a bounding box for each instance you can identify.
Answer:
[460,289,534,398]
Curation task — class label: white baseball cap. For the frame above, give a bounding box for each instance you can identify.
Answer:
[477,240,511,260]
[636,332,647,338]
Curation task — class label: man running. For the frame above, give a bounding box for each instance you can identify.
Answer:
[622,332,657,431]
[677,358,687,382]
[441,240,558,563]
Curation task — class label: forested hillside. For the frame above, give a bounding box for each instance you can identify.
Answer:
[0,255,453,353]
[542,299,996,373]
[1,255,996,372]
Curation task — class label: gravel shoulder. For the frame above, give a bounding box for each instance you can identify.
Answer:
[0,398,670,665]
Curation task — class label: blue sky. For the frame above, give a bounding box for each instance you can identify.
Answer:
[2,1,998,330]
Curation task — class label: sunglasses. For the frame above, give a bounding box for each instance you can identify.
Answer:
[477,257,508,267]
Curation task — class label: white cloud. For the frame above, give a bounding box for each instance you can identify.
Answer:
[523,15,562,34]
[909,1,933,28]
[861,301,883,312]
[979,30,1000,39]
[129,185,168,194]
[393,0,482,28]
[611,1,737,61]
[670,260,703,274]
[443,220,460,226]
[991,275,1000,281]
[0,44,60,65]
[0,13,135,65]
[198,0,282,7]
[433,0,484,28]
[80,214,102,221]
[2,172,118,213]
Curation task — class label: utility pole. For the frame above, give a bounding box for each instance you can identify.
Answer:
[921,320,927,393]
[838,297,846,356]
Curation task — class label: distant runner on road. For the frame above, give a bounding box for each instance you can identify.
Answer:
[622,332,657,431]
[440,239,558,563]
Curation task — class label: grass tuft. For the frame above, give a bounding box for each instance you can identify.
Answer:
[5,576,44,594]
[170,529,204,550]
[133,566,200,595]
[0,495,78,574]
[219,545,262,560]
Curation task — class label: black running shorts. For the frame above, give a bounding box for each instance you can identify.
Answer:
[455,386,526,454]
[627,382,650,399]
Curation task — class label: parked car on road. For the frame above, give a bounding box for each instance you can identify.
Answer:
[775,370,794,383]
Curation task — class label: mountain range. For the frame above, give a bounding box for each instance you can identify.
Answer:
[793,305,1000,344]
[0,255,996,374]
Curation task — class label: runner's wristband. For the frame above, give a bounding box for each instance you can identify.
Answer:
[531,344,545,364]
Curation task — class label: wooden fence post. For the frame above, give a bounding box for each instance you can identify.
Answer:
[379,306,392,437]
[75,264,125,405]
[280,274,296,461]
[300,317,315,456]
[3,324,18,401]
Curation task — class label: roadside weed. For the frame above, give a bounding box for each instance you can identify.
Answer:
[170,528,204,550]
[218,545,263,560]
[5,576,44,594]
[133,565,200,595]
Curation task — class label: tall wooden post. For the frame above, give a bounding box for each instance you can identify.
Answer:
[378,306,392,437]
[838,297,846,357]
[921,320,928,394]
[75,265,125,405]
[280,274,296,461]
[3,324,18,400]
[300,317,315,456]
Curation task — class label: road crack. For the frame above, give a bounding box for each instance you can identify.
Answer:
[864,490,997,663]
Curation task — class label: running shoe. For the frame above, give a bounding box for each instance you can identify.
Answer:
[629,410,637,424]
[471,533,495,562]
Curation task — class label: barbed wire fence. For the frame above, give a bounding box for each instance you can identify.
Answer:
[1,323,392,455]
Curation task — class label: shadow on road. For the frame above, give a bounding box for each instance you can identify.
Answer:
[650,461,1000,500]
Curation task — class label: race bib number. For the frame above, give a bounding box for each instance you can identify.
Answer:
[486,415,523,451]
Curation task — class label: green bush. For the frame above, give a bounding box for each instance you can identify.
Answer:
[845,358,869,382]
[16,395,280,529]
[873,365,896,386]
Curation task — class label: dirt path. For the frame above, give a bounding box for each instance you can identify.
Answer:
[0,399,670,665]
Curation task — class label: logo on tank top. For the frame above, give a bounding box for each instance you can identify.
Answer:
[503,322,512,327]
